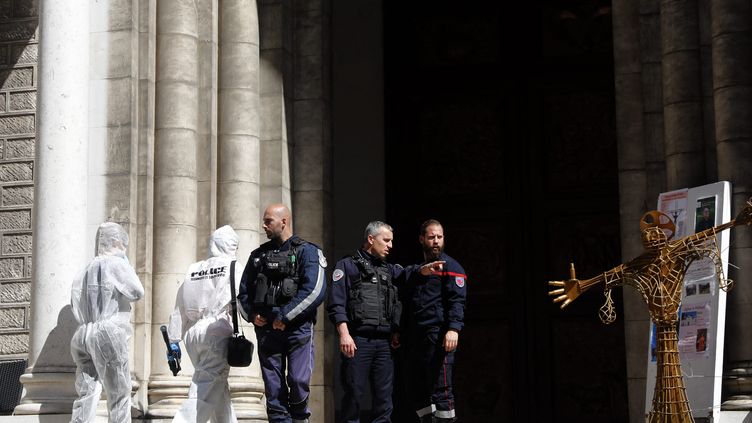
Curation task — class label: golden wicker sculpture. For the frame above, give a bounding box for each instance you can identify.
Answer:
[549,199,752,423]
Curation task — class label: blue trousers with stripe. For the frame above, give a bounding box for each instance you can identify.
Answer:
[256,321,315,423]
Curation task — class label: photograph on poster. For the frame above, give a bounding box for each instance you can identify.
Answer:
[686,284,697,296]
[678,301,712,360]
[696,328,707,352]
[699,282,710,295]
[659,190,689,238]
[695,196,716,233]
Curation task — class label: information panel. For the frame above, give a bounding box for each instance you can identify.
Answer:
[645,181,731,422]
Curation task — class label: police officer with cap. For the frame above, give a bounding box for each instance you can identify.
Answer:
[404,219,467,423]
[238,204,327,423]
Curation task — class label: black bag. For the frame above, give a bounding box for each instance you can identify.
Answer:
[228,333,253,367]
[228,260,254,367]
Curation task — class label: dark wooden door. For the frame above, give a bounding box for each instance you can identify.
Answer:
[384,2,628,422]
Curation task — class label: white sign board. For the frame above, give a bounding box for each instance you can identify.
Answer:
[645,181,731,421]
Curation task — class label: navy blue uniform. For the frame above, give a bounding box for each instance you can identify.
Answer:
[327,250,404,423]
[403,252,467,422]
[238,235,327,423]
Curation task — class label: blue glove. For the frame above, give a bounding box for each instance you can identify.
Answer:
[168,342,181,360]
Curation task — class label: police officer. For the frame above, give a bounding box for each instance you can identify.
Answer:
[238,204,327,423]
[404,219,467,423]
[327,221,403,423]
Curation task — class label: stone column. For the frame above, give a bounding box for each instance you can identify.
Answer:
[661,0,705,190]
[88,0,144,414]
[698,0,717,181]
[640,0,667,204]
[196,0,218,254]
[218,1,267,419]
[218,0,261,267]
[259,0,293,209]
[15,0,90,415]
[613,2,650,422]
[292,1,334,420]
[710,0,752,409]
[147,0,200,416]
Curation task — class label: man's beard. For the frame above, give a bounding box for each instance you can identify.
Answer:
[424,245,443,260]
[266,229,281,242]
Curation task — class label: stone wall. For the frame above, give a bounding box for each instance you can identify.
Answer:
[0,1,37,360]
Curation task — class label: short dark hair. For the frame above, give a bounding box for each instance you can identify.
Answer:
[420,219,443,235]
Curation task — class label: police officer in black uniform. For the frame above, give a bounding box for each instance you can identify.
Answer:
[327,221,403,423]
[238,204,327,423]
[404,219,467,423]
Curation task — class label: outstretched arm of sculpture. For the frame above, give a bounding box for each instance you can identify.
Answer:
[548,263,625,308]
[739,199,752,226]
[682,198,752,249]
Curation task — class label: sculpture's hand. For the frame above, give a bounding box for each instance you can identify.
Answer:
[548,278,582,308]
[735,198,752,226]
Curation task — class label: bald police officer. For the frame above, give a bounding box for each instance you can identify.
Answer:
[238,204,327,423]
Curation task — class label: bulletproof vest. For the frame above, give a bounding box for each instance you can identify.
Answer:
[347,252,401,327]
[253,239,305,308]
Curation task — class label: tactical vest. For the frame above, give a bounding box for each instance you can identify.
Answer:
[347,252,401,328]
[253,238,305,307]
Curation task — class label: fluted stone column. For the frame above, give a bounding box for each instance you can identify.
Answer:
[15,0,90,415]
[218,1,267,419]
[661,0,705,190]
[710,0,752,409]
[613,2,650,421]
[148,0,200,416]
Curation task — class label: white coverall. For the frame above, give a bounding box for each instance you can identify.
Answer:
[70,222,144,423]
[168,225,245,423]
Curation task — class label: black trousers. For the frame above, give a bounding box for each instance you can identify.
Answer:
[340,335,394,423]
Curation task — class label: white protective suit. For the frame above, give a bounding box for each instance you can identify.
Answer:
[70,222,145,423]
[168,225,245,423]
